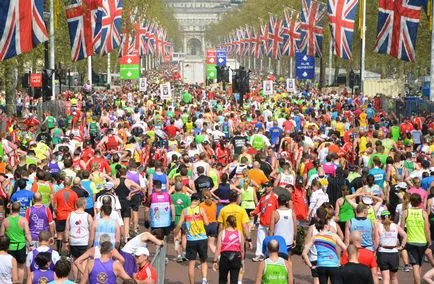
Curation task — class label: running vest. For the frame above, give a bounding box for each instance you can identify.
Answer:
[126,171,141,186]
[94,219,116,248]
[149,192,171,228]
[274,209,294,247]
[350,217,374,251]
[69,211,90,246]
[241,187,255,209]
[28,205,49,241]
[6,215,26,250]
[278,172,294,187]
[30,247,55,271]
[407,208,427,244]
[221,230,241,252]
[46,116,55,129]
[338,199,355,222]
[32,269,54,284]
[48,161,61,174]
[152,172,167,191]
[185,206,207,241]
[222,122,230,138]
[314,232,339,267]
[36,183,51,206]
[378,223,399,253]
[262,257,288,284]
[105,135,118,151]
[89,259,116,284]
[89,122,98,135]
[252,135,265,150]
[80,180,94,209]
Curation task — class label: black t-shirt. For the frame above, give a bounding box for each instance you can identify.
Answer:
[231,136,247,155]
[72,186,90,199]
[341,263,374,284]
[260,161,273,177]
[194,175,214,198]
[36,132,52,145]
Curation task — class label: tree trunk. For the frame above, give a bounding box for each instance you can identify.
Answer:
[5,62,17,116]
[319,56,326,88]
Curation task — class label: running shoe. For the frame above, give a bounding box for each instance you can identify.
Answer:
[252,255,264,262]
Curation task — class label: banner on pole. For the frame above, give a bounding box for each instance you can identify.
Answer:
[160,82,172,100]
[286,78,296,92]
[30,73,42,88]
[206,50,217,64]
[139,78,147,92]
[263,80,274,95]
[295,52,315,80]
[120,54,140,80]
[216,48,227,67]
[207,65,217,80]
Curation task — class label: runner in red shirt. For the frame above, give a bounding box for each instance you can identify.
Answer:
[53,177,78,252]
[86,149,111,173]
[164,120,181,138]
[134,247,158,283]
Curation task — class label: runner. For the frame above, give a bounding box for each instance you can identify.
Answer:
[256,239,293,284]
[174,193,209,284]
[0,202,33,283]
[80,241,131,284]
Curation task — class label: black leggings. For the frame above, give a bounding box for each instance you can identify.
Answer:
[317,267,342,284]
[219,251,242,284]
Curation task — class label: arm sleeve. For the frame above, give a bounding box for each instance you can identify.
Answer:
[46,208,53,223]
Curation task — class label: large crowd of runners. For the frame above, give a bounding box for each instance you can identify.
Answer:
[0,64,433,284]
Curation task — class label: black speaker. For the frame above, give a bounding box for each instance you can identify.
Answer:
[22,73,30,88]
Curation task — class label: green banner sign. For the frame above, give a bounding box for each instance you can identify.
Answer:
[120,64,140,80]
[206,64,217,80]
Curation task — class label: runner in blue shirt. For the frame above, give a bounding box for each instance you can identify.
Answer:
[269,122,283,147]
[10,179,34,216]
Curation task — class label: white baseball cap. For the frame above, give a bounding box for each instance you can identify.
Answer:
[396,182,408,190]
[135,247,150,256]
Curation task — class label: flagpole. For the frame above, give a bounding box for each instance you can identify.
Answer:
[253,57,256,70]
[289,57,293,79]
[328,39,333,86]
[107,53,111,86]
[431,0,434,101]
[277,59,281,76]
[88,56,92,85]
[260,57,263,73]
[50,0,55,100]
[361,0,367,92]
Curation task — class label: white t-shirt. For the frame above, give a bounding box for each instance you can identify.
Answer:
[25,246,60,268]
[95,194,122,211]
[121,234,148,254]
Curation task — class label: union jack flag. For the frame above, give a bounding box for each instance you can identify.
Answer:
[251,27,262,58]
[0,0,48,61]
[243,26,252,56]
[237,28,245,56]
[327,0,359,60]
[147,22,156,56]
[260,22,270,56]
[298,0,327,57]
[135,20,149,56]
[233,30,241,56]
[282,9,301,57]
[94,0,122,56]
[118,31,136,57]
[66,0,102,62]
[267,15,284,59]
[374,0,423,62]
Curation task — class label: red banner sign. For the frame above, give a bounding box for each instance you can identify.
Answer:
[119,54,140,65]
[30,73,42,88]
[206,49,216,64]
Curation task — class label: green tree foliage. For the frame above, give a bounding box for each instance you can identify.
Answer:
[206,0,432,77]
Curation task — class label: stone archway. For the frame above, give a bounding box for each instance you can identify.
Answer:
[186,38,203,56]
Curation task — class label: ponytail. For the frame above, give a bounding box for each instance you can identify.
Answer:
[383,216,392,232]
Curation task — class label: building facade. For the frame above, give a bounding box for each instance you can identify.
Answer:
[165,0,242,58]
